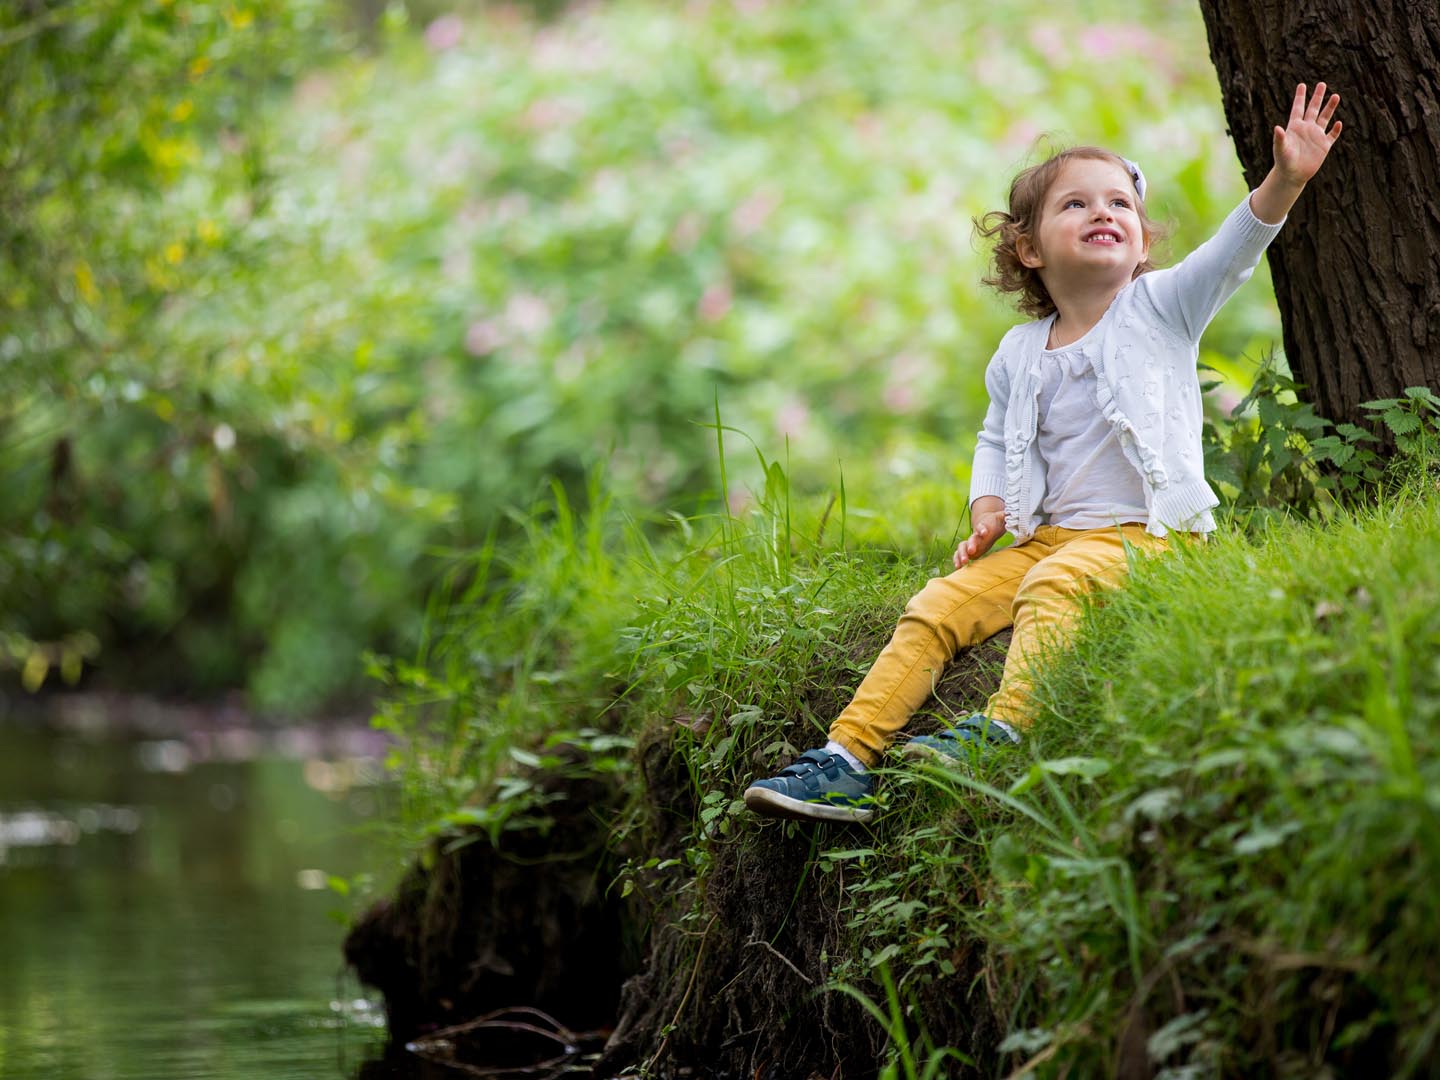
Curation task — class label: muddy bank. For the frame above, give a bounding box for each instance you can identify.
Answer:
[345,633,1012,1077]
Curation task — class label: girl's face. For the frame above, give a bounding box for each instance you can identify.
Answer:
[1018,157,1148,292]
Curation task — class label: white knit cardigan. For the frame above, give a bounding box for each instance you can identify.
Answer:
[968,192,1287,541]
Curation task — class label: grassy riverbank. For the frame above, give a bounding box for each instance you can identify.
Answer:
[355,422,1440,1074]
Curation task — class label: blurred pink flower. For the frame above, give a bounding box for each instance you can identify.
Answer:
[1003,118,1041,149]
[424,14,464,52]
[973,55,1007,90]
[775,397,810,439]
[588,168,625,200]
[294,73,333,108]
[465,319,506,356]
[732,189,780,237]
[697,282,732,323]
[505,292,552,338]
[1211,385,1244,417]
[1028,24,1067,65]
[883,352,931,414]
[1079,23,1161,60]
[522,97,584,132]
[883,383,918,413]
[458,200,488,230]
[853,111,885,145]
[533,20,611,73]
[670,211,705,253]
[727,485,753,516]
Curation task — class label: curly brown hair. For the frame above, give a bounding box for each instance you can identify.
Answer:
[974,145,1170,320]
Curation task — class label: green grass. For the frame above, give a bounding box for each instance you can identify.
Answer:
[368,423,1440,1073]
[958,480,1440,1075]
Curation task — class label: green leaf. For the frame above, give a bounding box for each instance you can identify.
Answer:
[1383,411,1421,436]
[822,848,878,861]
[1335,423,1377,441]
[989,831,1029,882]
[1147,1010,1210,1061]
[1234,821,1300,855]
[1039,756,1112,780]
[1125,786,1182,824]
[1402,385,1440,405]
[868,943,901,968]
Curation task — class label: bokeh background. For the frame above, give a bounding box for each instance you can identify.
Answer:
[2,0,1282,718]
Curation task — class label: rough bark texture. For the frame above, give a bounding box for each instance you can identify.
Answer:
[1196,0,1440,426]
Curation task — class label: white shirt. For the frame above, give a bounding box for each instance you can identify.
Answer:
[1035,340,1149,530]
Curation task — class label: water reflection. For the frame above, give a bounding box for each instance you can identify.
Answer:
[0,696,404,1080]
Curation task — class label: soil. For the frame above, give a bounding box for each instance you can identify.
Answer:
[345,633,1013,1078]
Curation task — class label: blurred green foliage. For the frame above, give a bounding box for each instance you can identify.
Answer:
[1,0,1283,710]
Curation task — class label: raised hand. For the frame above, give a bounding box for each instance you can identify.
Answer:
[1274,82,1342,186]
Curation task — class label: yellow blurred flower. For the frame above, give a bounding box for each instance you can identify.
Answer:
[74,261,99,304]
[21,650,48,694]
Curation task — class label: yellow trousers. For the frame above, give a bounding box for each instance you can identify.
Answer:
[829,523,1169,767]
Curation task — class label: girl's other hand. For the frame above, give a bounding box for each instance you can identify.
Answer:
[954,510,1007,570]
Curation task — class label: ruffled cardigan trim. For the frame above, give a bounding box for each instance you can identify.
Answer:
[993,318,1215,542]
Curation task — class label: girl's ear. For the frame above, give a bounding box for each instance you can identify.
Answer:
[1017,232,1043,269]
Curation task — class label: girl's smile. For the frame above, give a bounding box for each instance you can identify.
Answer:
[1019,157,1148,285]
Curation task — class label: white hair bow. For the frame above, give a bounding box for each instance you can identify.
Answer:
[1121,157,1147,202]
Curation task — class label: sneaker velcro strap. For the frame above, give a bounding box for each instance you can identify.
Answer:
[777,749,842,779]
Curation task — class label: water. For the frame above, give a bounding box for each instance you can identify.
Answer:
[0,700,404,1080]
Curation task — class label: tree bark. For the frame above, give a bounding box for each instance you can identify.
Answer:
[1195,0,1440,428]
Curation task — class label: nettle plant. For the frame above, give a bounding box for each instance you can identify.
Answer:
[1202,353,1440,524]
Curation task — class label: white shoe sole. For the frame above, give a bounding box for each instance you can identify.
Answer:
[743,785,875,824]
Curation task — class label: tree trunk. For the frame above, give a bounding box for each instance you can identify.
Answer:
[1195,0,1440,428]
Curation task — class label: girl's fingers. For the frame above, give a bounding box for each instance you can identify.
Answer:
[1290,82,1307,125]
[1308,81,1327,120]
[1319,91,1340,126]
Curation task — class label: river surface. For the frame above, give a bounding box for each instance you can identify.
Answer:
[0,697,410,1080]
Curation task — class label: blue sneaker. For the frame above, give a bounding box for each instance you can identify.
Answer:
[743,748,876,823]
[902,714,1020,764]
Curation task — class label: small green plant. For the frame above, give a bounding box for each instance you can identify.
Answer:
[829,962,974,1080]
[1203,352,1439,525]
[1315,386,1440,489]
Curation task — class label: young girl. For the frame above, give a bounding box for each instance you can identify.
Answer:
[745,82,1343,823]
